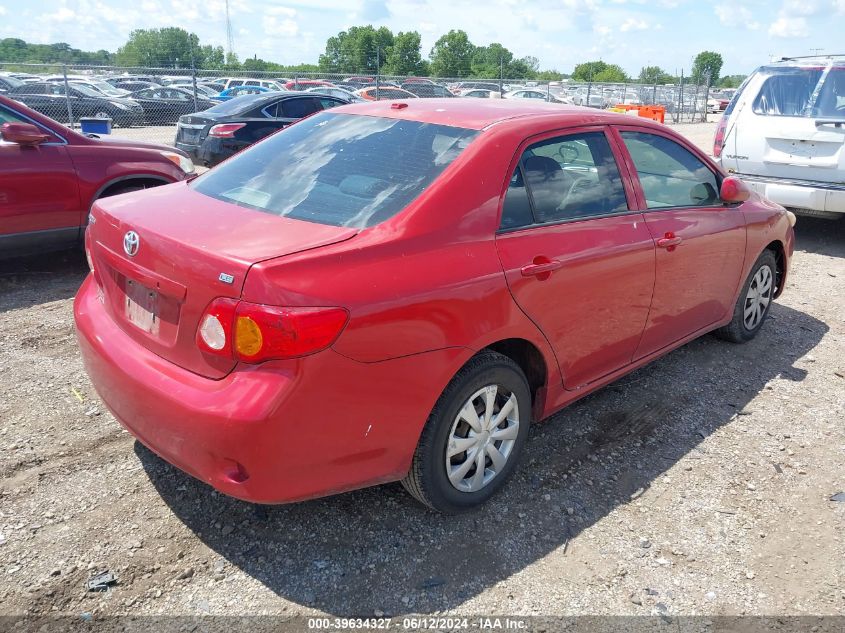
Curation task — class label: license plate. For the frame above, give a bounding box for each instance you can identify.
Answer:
[125,279,159,335]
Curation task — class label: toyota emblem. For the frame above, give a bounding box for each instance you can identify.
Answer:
[123,231,140,257]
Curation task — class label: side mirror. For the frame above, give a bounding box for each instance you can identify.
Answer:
[720,176,751,204]
[1,122,51,146]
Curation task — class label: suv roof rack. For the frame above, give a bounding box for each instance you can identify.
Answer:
[778,54,845,61]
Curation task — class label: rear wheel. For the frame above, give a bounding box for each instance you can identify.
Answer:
[402,351,531,513]
[716,250,777,343]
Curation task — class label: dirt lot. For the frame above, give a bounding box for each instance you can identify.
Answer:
[1,159,843,621]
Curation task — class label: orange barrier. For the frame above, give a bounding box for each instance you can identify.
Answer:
[612,104,665,124]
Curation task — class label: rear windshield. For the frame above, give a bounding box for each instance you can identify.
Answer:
[191,113,478,228]
[752,64,845,118]
[203,94,270,115]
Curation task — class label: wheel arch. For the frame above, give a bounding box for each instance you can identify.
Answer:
[763,239,786,298]
[483,338,549,420]
[93,174,172,203]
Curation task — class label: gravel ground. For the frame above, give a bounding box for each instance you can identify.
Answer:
[1,127,843,623]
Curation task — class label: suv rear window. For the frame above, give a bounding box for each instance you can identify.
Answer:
[752,64,845,118]
[191,113,478,228]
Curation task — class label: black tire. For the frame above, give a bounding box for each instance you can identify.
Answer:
[401,351,531,513]
[715,249,777,343]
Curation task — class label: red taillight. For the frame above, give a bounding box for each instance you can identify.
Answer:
[197,299,348,363]
[713,116,728,158]
[208,123,246,138]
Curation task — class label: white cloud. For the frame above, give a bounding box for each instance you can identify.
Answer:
[264,16,299,37]
[267,6,297,17]
[834,0,845,14]
[0,5,7,16]
[46,7,77,22]
[715,4,759,30]
[619,17,649,31]
[769,15,809,37]
[782,0,819,15]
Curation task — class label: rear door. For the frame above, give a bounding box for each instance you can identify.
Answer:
[730,64,845,197]
[495,127,656,389]
[0,103,81,249]
[615,127,746,359]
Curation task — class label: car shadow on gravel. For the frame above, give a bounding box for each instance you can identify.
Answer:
[137,301,827,616]
[0,249,87,310]
[793,217,845,258]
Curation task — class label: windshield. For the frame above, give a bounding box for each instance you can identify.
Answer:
[72,84,108,98]
[752,63,845,119]
[191,112,478,228]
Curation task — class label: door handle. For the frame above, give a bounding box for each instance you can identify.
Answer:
[521,259,562,278]
[656,233,683,248]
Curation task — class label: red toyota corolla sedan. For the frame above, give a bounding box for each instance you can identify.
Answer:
[74,99,795,513]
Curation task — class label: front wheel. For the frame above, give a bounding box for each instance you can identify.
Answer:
[716,249,777,343]
[402,351,531,513]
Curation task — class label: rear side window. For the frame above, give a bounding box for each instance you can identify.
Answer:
[281,97,321,118]
[500,167,534,230]
[191,113,478,228]
[621,132,720,209]
[509,131,628,224]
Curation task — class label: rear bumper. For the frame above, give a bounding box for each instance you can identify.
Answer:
[74,275,464,503]
[739,174,845,216]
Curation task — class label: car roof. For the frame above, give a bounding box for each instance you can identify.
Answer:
[334,98,662,131]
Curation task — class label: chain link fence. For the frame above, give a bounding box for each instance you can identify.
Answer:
[0,62,719,147]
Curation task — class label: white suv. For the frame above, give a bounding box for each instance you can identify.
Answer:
[715,55,845,220]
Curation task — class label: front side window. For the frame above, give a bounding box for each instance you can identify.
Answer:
[621,131,720,209]
[0,105,27,124]
[509,131,629,224]
[191,113,478,228]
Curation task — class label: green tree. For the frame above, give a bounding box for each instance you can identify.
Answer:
[571,61,607,81]
[318,25,394,74]
[382,31,425,76]
[116,27,205,68]
[692,51,723,86]
[471,42,513,78]
[429,29,475,77]
[717,74,746,88]
[638,65,673,85]
[594,64,628,83]
[536,69,564,81]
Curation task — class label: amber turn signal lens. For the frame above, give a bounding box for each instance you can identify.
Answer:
[235,315,263,357]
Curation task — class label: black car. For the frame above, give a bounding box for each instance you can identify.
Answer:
[106,75,160,86]
[9,82,144,127]
[400,82,456,98]
[112,80,161,92]
[128,86,215,125]
[0,75,24,95]
[175,92,349,167]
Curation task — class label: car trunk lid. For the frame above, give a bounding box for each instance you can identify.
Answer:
[87,182,357,378]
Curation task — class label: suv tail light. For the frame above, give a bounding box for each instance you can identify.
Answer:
[208,123,246,138]
[713,115,728,158]
[197,298,349,363]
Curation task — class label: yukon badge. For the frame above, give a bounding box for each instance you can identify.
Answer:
[123,231,140,257]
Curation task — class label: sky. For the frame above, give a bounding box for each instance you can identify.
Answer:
[0,0,843,75]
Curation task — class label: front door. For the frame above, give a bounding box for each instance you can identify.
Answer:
[0,104,81,252]
[495,128,656,389]
[615,128,746,359]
